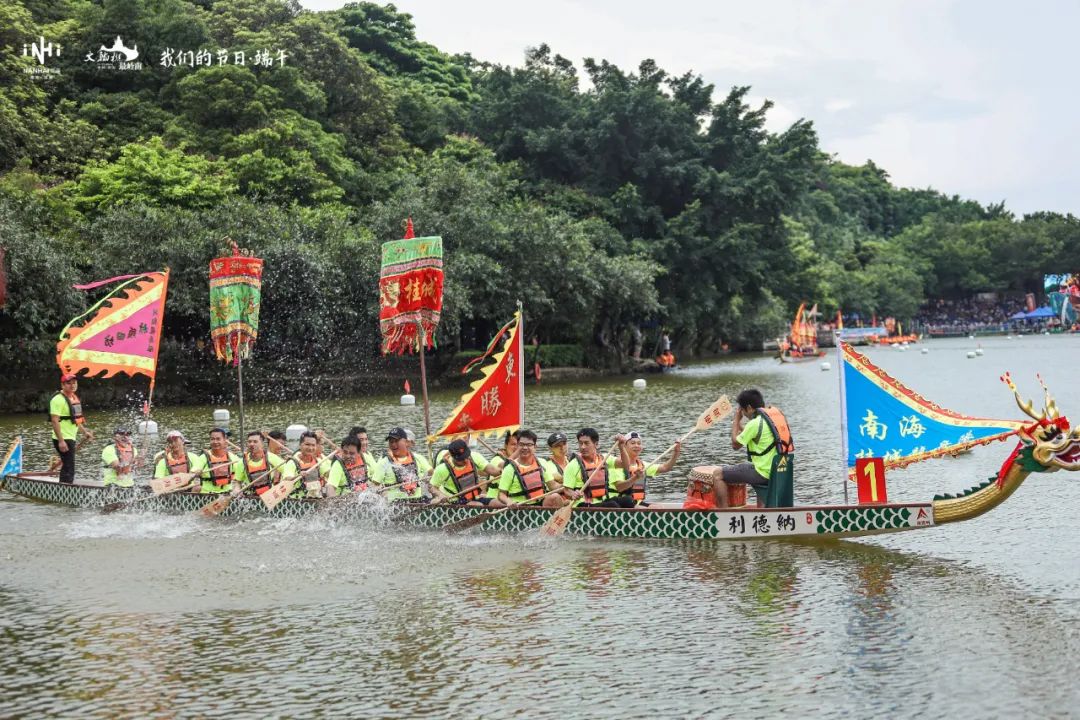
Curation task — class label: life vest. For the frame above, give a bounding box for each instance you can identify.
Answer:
[619,459,648,503]
[245,453,272,495]
[509,459,546,500]
[387,452,420,493]
[110,443,134,470]
[746,407,795,458]
[204,451,235,487]
[574,455,610,501]
[49,391,85,425]
[161,451,191,475]
[335,455,370,492]
[442,458,480,501]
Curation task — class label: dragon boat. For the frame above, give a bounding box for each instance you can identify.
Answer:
[3,383,1077,540]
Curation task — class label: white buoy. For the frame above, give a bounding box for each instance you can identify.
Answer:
[975,348,984,356]
[137,419,158,435]
[1006,335,1012,340]
[921,348,929,355]
[633,378,647,389]
[212,408,230,424]
[820,361,831,371]
[1044,330,1050,335]
[400,393,416,405]
[969,335,975,340]
[285,424,308,441]
[966,351,976,359]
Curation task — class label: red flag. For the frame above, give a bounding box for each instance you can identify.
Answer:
[432,310,523,440]
[379,230,443,354]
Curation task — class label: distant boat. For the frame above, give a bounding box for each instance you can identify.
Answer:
[779,302,823,362]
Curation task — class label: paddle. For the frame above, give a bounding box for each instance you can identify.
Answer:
[442,485,570,534]
[538,439,620,536]
[260,448,341,511]
[100,470,200,514]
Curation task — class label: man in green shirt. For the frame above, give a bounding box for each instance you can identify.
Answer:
[49,373,94,484]
[101,427,139,487]
[707,389,794,508]
[153,430,205,480]
[431,439,494,506]
[496,429,574,508]
[561,428,627,507]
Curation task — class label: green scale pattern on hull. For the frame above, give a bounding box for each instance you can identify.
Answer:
[1,474,933,541]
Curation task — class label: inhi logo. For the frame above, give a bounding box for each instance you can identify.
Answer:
[22,36,61,65]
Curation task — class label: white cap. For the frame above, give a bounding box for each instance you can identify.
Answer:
[165,430,189,443]
[404,428,416,442]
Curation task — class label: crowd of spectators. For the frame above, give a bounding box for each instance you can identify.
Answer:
[913,296,1026,335]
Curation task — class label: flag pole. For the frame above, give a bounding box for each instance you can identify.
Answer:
[237,347,246,440]
[517,301,525,427]
[418,320,433,464]
[837,339,850,504]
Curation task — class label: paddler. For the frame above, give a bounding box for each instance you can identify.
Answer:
[326,435,381,495]
[375,427,432,502]
[430,439,494,506]
[198,428,244,494]
[48,373,94,484]
[347,426,378,465]
[703,389,794,508]
[496,429,576,508]
[240,430,284,496]
[281,431,330,498]
[608,430,681,507]
[560,428,630,507]
[545,432,573,478]
[481,430,520,507]
[153,430,206,479]
[101,427,139,488]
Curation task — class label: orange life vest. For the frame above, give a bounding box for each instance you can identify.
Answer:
[336,455,370,492]
[574,455,609,501]
[442,458,480,501]
[620,459,648,503]
[509,459,546,500]
[747,407,795,458]
[164,451,190,475]
[245,453,272,495]
[51,391,85,425]
[388,452,419,493]
[114,443,134,472]
[205,450,235,487]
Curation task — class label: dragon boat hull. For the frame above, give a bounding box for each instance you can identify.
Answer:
[1,473,935,541]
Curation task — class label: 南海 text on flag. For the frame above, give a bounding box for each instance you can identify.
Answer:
[840,341,1027,473]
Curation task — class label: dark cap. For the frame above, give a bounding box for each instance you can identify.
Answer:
[61,373,78,383]
[114,426,132,435]
[448,439,470,460]
[547,432,568,447]
[386,427,408,441]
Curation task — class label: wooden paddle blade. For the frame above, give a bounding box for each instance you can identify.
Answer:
[539,503,573,537]
[443,510,495,534]
[196,493,234,518]
[150,472,197,495]
[695,395,733,431]
[260,477,297,511]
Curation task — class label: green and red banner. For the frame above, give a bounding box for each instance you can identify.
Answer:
[209,251,263,365]
[379,224,443,354]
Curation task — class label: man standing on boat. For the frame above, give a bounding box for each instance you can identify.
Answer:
[101,427,138,488]
[706,389,794,508]
[199,428,244,494]
[154,430,205,479]
[48,373,94,484]
[376,427,432,501]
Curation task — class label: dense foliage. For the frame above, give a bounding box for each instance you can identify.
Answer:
[3,0,1079,380]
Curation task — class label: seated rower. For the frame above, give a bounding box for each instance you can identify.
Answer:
[434,439,501,480]
[480,431,520,508]
[101,426,139,488]
[281,431,331,498]
[609,431,681,507]
[560,428,629,507]
[240,431,284,496]
[198,428,244,494]
[154,430,205,481]
[375,427,432,502]
[545,432,573,479]
[496,430,576,509]
[326,435,382,495]
[346,426,380,469]
[704,389,794,508]
[430,439,494,506]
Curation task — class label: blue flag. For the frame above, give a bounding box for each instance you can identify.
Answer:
[1,437,22,477]
[840,344,1026,470]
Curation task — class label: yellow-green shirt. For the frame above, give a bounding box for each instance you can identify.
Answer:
[376,452,433,501]
[431,455,490,497]
[497,459,556,502]
[154,451,206,479]
[48,393,82,440]
[562,455,615,504]
[738,415,776,481]
[101,443,139,487]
